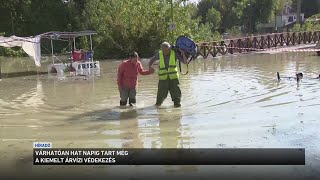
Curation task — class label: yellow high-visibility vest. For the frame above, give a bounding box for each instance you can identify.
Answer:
[158,50,179,80]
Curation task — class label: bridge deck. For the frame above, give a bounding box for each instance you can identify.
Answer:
[196,31,320,58]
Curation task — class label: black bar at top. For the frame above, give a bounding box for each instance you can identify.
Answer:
[33,148,305,165]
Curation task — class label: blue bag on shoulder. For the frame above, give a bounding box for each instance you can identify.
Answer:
[175,36,198,59]
[173,36,198,75]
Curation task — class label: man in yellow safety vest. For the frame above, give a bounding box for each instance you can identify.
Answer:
[148,42,188,107]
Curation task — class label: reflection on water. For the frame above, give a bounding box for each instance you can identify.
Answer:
[0,53,320,148]
[1,53,320,177]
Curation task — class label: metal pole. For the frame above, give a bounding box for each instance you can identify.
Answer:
[247,3,251,34]
[73,38,76,51]
[274,10,277,32]
[170,0,174,44]
[51,39,54,64]
[73,37,77,75]
[69,38,72,59]
[297,0,302,24]
[89,35,93,74]
[89,35,93,75]
[90,35,93,62]
[90,35,93,51]
[10,12,14,35]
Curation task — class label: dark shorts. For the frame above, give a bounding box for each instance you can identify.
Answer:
[120,87,136,102]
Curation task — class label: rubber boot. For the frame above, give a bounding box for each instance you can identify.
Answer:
[120,100,127,106]
[174,101,181,108]
[50,66,57,73]
[129,98,136,107]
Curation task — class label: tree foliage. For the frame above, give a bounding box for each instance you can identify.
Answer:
[274,0,292,15]
[85,0,213,58]
[0,0,215,58]
[292,0,320,18]
[206,8,222,29]
[197,0,283,33]
[196,0,248,30]
[1,0,319,58]
[293,13,320,32]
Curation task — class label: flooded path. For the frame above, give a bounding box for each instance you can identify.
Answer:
[1,52,320,179]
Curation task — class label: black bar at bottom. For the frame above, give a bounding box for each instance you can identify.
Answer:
[33,148,305,165]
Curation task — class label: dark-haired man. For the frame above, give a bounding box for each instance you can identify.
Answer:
[117,52,154,106]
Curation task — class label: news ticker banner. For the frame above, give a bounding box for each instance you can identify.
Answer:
[33,148,305,165]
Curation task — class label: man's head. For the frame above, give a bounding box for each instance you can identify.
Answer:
[161,42,171,56]
[129,51,139,63]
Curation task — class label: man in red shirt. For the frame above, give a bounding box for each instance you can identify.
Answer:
[117,52,154,106]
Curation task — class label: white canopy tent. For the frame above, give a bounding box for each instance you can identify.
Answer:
[0,31,98,80]
[0,36,41,67]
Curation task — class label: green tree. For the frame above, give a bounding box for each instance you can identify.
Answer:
[197,0,249,30]
[226,26,242,37]
[0,0,31,36]
[0,0,217,58]
[197,0,280,33]
[86,0,214,58]
[23,0,70,35]
[196,0,217,24]
[292,0,320,18]
[243,0,277,33]
[206,7,222,30]
[274,0,292,15]
[293,13,320,32]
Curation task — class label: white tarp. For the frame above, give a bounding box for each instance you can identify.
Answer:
[0,36,41,67]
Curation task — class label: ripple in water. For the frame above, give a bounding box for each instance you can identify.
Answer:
[0,53,319,151]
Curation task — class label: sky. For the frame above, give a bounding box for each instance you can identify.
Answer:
[189,0,200,3]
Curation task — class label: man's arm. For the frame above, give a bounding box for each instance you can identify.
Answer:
[148,52,160,68]
[176,49,188,64]
[117,63,124,90]
[137,61,154,75]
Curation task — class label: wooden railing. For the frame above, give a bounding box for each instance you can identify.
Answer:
[196,31,320,58]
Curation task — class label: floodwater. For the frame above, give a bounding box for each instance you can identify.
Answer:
[1,52,320,179]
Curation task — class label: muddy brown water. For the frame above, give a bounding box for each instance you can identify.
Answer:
[0,53,320,179]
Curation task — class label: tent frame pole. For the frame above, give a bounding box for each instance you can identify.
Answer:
[90,35,93,62]
[51,38,54,64]
[73,38,76,51]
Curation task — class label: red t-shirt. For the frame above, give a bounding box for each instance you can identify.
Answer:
[117,60,152,89]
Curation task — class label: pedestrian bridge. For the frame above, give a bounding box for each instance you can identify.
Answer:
[196,31,320,58]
